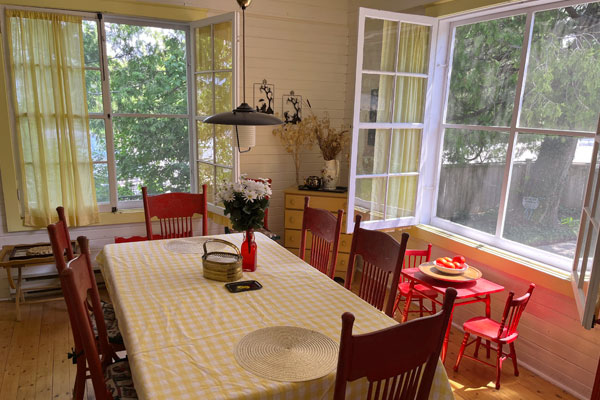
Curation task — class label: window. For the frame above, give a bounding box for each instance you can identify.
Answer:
[192,15,236,205]
[81,13,236,211]
[351,2,600,271]
[347,9,438,232]
[433,2,599,270]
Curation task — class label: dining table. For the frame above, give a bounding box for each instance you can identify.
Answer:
[97,232,454,399]
[400,265,505,363]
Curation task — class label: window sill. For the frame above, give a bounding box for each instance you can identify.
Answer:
[407,224,573,297]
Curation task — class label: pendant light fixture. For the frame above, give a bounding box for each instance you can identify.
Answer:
[203,0,283,153]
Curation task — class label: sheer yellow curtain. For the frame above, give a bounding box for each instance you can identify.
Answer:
[387,23,430,218]
[6,10,98,227]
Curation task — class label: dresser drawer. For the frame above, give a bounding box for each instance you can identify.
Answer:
[285,194,347,212]
[285,248,349,273]
[285,229,352,253]
[285,210,347,230]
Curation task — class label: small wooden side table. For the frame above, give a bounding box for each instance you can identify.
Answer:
[0,243,72,321]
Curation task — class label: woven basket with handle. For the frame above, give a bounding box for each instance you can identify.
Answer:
[202,239,243,282]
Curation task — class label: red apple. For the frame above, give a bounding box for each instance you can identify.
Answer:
[452,255,466,264]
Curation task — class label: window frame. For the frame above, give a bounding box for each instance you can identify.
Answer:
[346,8,439,233]
[424,0,599,271]
[1,6,239,216]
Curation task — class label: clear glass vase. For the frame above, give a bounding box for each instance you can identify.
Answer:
[241,229,257,272]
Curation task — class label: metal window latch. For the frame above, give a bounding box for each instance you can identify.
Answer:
[111,206,117,213]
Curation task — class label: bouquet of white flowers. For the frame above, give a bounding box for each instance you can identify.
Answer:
[217,177,271,232]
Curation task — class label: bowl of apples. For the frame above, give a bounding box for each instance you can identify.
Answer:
[434,255,467,275]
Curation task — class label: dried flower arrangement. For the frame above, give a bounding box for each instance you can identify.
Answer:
[272,115,314,184]
[272,100,350,184]
[307,108,350,161]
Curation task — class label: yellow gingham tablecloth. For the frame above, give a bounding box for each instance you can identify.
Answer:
[97,232,454,400]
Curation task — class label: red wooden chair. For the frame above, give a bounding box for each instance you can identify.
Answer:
[344,215,408,317]
[333,288,457,400]
[299,196,343,279]
[47,207,124,400]
[392,244,440,317]
[60,236,137,400]
[142,184,208,240]
[454,283,535,389]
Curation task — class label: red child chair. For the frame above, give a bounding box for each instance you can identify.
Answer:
[392,244,439,317]
[454,283,535,389]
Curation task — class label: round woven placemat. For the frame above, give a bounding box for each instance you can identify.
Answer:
[163,238,210,254]
[234,326,339,382]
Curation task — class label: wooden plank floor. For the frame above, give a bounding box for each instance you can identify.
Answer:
[0,298,579,400]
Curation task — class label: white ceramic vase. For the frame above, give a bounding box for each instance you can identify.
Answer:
[322,159,340,190]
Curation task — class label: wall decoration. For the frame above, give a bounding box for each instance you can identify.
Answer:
[253,79,275,114]
[283,91,302,124]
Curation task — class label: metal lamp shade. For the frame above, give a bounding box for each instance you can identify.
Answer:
[203,103,283,126]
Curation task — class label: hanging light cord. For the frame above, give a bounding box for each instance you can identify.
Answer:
[241,5,246,104]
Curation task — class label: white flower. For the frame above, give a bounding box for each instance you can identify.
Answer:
[243,190,258,202]
[220,189,235,202]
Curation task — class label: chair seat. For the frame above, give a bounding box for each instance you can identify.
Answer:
[92,301,124,345]
[105,359,137,399]
[398,281,439,298]
[463,316,510,341]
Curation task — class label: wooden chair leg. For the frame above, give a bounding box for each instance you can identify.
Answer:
[486,339,491,358]
[474,337,482,358]
[431,299,436,314]
[454,332,470,372]
[418,298,424,317]
[496,343,504,390]
[509,342,519,377]
[74,357,86,400]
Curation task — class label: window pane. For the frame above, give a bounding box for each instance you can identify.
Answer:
[215,72,232,114]
[393,77,426,123]
[387,176,418,218]
[197,122,214,163]
[89,119,106,161]
[196,25,212,71]
[198,162,215,202]
[519,5,600,132]
[106,23,187,114]
[445,15,526,127]
[215,125,233,166]
[362,18,397,72]
[83,20,99,67]
[357,129,390,175]
[360,74,394,123]
[196,73,213,116]
[437,129,509,234]
[390,129,421,173]
[397,23,430,74]
[85,69,103,113]
[113,117,190,201]
[503,134,592,258]
[94,163,109,203]
[354,177,386,222]
[214,22,233,70]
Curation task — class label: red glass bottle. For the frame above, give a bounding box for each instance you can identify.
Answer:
[241,229,257,272]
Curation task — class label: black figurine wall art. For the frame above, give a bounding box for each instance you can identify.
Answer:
[253,79,275,114]
[283,91,302,124]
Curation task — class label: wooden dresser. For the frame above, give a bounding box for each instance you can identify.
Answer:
[283,187,352,282]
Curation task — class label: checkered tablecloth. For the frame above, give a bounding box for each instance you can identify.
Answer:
[98,232,453,400]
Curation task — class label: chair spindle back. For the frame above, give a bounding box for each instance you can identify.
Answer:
[498,283,535,340]
[400,244,432,282]
[334,288,457,400]
[345,215,408,317]
[59,237,113,400]
[299,196,344,279]
[142,184,208,240]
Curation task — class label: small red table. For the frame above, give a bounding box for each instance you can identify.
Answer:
[400,267,504,363]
